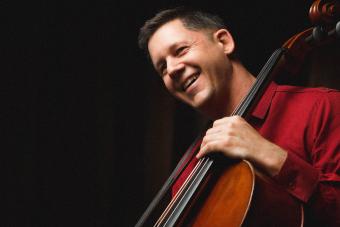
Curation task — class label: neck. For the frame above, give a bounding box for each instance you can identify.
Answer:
[211,60,256,120]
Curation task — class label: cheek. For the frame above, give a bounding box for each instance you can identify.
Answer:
[163,78,176,93]
[163,78,187,101]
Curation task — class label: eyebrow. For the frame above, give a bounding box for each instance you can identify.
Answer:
[154,42,186,70]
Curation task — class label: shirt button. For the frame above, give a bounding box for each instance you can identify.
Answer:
[288,181,295,189]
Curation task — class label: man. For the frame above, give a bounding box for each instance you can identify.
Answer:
[138,7,340,226]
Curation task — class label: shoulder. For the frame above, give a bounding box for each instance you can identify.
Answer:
[276,84,340,95]
[274,84,340,115]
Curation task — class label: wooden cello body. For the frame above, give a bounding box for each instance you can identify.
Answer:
[174,160,303,227]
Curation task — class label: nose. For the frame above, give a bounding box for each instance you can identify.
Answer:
[167,57,184,79]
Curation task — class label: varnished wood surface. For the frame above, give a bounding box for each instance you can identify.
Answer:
[174,160,303,227]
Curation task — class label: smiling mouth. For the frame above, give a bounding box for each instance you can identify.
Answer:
[182,74,199,91]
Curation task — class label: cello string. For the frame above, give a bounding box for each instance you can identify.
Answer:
[135,133,204,227]
[233,49,284,117]
[156,157,212,226]
[155,158,207,226]
[162,158,213,226]
[155,158,206,226]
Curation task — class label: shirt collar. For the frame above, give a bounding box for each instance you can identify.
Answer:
[251,82,278,119]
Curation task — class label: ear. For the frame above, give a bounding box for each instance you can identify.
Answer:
[213,29,235,55]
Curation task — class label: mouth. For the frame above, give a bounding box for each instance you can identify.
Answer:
[182,73,199,92]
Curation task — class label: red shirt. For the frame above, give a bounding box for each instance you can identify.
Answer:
[172,82,340,226]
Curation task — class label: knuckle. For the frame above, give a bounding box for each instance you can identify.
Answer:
[223,127,233,136]
[205,143,214,152]
[213,117,227,126]
[222,136,231,146]
[230,116,244,126]
[212,120,219,127]
[205,128,213,135]
[228,119,236,128]
[232,115,242,122]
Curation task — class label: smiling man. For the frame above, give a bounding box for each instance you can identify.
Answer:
[138,7,340,226]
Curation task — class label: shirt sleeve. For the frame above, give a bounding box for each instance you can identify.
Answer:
[273,90,340,226]
[273,151,319,202]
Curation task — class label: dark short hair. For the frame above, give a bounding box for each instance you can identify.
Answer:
[138,7,231,56]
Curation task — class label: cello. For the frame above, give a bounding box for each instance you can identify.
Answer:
[136,1,340,226]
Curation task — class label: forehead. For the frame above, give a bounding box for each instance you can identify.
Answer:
[147,19,205,62]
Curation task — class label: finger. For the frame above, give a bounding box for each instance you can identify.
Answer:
[205,126,223,136]
[201,132,229,148]
[196,141,221,159]
[205,125,236,138]
[212,117,230,127]
[212,116,245,130]
[199,134,236,158]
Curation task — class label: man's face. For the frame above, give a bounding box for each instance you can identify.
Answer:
[148,19,234,115]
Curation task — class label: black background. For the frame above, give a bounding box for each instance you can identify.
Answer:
[3,1,312,226]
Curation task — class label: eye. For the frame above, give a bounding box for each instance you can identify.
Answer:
[175,46,188,56]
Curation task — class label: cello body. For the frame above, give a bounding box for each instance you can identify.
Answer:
[175,160,303,227]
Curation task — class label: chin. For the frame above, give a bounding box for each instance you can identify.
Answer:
[195,88,212,103]
[191,95,212,113]
[179,89,213,111]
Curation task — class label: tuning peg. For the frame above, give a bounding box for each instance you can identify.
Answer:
[325,21,340,39]
[336,21,340,38]
[312,26,328,42]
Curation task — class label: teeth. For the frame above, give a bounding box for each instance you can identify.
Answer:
[183,75,198,91]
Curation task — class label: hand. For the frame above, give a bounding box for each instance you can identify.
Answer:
[196,116,287,176]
